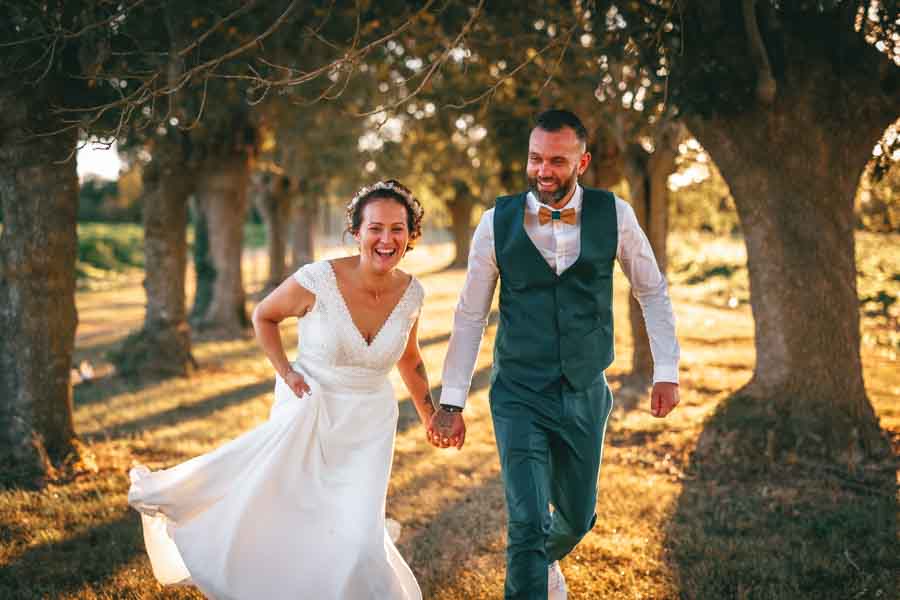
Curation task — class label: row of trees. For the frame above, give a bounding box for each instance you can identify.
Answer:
[1,0,898,481]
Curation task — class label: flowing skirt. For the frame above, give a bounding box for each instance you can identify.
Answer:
[128,362,421,600]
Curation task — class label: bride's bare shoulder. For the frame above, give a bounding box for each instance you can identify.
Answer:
[327,256,358,276]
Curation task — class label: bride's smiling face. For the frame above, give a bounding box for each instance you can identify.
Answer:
[355,198,411,273]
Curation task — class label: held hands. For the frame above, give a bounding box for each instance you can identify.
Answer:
[426,408,466,450]
[283,369,311,398]
[650,382,679,418]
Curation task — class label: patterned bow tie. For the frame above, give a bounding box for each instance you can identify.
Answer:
[538,206,577,226]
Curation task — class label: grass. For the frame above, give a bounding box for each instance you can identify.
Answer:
[1,232,898,599]
[75,222,268,290]
[76,223,145,285]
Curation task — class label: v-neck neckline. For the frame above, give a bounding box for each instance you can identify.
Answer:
[518,192,587,279]
[326,260,414,348]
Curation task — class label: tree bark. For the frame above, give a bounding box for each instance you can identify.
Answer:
[291,198,317,269]
[671,2,898,460]
[623,124,681,384]
[254,175,293,289]
[684,87,892,458]
[447,180,475,269]
[190,197,215,321]
[194,156,251,335]
[585,118,681,386]
[0,90,80,477]
[112,141,196,376]
[588,124,625,189]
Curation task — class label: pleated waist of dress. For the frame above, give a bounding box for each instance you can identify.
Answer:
[292,357,391,395]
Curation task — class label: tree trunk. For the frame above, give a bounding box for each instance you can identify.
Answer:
[190,197,215,321]
[447,180,475,269]
[194,156,251,335]
[254,175,293,289]
[623,124,681,384]
[291,199,317,269]
[112,142,196,376]
[447,200,475,268]
[588,124,625,189]
[668,0,900,460]
[0,91,80,477]
[685,93,891,458]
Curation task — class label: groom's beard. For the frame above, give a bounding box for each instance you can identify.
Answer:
[527,168,578,206]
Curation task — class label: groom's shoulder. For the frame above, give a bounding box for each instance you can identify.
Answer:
[493,191,527,212]
[582,186,616,202]
[495,191,526,203]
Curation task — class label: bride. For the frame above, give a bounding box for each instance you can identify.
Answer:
[128,180,438,599]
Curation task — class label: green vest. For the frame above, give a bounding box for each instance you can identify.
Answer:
[492,188,618,392]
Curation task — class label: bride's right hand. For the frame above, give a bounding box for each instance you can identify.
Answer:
[283,370,311,398]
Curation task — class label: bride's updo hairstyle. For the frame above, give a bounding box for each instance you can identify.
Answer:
[346,179,424,251]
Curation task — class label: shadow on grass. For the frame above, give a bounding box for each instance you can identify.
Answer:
[73,371,131,409]
[73,331,276,409]
[664,394,899,599]
[399,474,507,597]
[0,511,145,599]
[73,335,132,369]
[84,379,273,442]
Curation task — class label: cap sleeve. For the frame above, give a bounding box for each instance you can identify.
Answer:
[292,261,323,294]
[407,277,425,321]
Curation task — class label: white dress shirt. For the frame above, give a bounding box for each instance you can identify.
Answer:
[440,185,680,409]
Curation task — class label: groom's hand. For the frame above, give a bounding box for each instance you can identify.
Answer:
[427,408,466,450]
[650,382,679,418]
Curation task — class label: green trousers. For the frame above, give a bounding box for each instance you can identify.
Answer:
[489,373,614,600]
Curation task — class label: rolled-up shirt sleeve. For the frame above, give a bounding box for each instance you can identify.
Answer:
[439,209,499,409]
[615,197,680,383]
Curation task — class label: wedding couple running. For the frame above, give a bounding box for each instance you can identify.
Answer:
[128,109,680,600]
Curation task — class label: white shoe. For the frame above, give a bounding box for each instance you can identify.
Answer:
[548,560,568,600]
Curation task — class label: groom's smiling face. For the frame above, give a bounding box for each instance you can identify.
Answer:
[526,126,590,208]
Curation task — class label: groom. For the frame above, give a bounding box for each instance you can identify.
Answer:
[428,109,680,599]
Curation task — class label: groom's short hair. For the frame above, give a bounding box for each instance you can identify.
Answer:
[534,109,588,146]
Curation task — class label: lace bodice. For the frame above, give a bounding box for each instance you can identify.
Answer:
[292,260,424,376]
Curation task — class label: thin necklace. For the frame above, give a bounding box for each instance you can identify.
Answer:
[360,274,389,303]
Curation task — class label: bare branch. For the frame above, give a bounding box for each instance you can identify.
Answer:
[539,24,577,94]
[182,77,210,127]
[445,35,569,110]
[167,0,301,95]
[742,0,777,105]
[352,0,487,117]
[177,1,260,58]
[228,0,437,88]
[32,37,57,84]
[15,0,455,140]
[0,0,149,48]
[48,1,298,123]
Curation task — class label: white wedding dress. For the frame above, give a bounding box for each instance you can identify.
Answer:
[128,260,424,600]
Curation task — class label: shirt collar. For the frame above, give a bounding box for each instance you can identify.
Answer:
[526,184,583,214]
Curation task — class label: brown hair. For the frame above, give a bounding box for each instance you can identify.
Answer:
[345,179,424,251]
